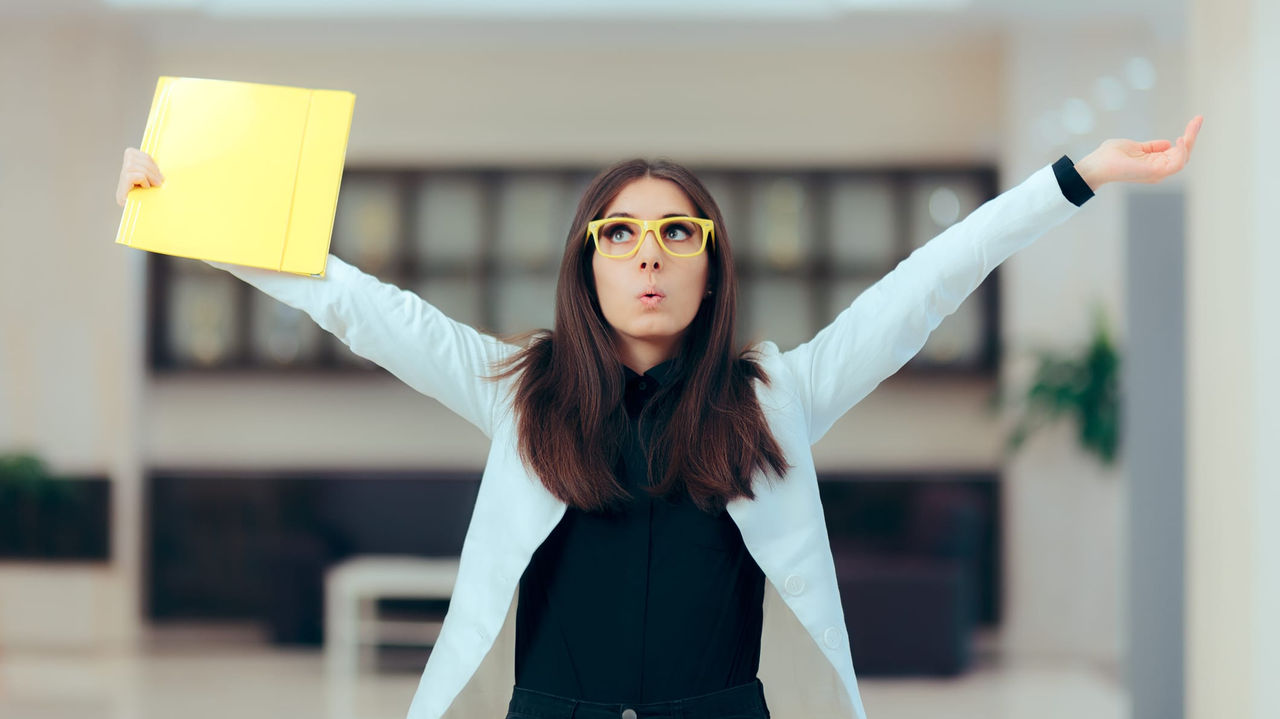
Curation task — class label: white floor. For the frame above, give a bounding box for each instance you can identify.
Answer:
[0,625,1128,719]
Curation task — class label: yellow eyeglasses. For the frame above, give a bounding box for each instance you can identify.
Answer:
[585,216,716,259]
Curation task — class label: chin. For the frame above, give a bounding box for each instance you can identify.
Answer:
[618,319,688,343]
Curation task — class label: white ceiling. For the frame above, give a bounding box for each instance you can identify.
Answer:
[0,0,1186,46]
[100,0,976,17]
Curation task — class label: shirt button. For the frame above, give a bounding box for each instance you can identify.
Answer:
[784,574,806,596]
[638,381,648,391]
[823,626,842,649]
[621,709,638,719]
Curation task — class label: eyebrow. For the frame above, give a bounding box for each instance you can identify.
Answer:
[604,212,691,219]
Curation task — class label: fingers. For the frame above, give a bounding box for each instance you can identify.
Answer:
[117,147,165,207]
[126,170,153,188]
[1142,139,1173,153]
[1185,115,1203,155]
[122,147,165,184]
[1172,137,1189,173]
[1160,115,1202,177]
[130,148,165,184]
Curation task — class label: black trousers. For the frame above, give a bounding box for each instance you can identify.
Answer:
[504,678,771,719]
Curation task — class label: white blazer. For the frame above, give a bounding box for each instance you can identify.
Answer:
[208,163,1081,718]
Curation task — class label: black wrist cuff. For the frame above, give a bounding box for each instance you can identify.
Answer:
[1052,154,1095,207]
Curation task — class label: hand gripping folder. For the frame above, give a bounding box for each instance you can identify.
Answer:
[115,76,356,277]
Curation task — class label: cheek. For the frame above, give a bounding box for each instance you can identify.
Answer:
[687,260,710,299]
[591,256,622,313]
[670,261,710,320]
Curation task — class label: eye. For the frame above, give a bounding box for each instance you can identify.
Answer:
[602,223,635,243]
[663,221,695,242]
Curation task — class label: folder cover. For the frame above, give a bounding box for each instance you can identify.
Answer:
[115,76,356,277]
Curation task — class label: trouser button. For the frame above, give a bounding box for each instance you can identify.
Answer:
[621,709,637,719]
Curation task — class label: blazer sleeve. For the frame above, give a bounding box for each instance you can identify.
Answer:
[204,254,518,438]
[779,162,1084,445]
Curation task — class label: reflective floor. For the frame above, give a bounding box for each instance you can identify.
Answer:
[0,625,1127,719]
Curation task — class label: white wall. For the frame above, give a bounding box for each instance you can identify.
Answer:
[997,23,1188,666]
[1186,0,1280,716]
[0,16,150,648]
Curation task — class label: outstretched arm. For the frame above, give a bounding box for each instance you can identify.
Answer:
[781,116,1203,445]
[115,148,517,437]
[205,255,517,438]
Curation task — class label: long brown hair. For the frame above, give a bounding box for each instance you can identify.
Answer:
[492,158,788,514]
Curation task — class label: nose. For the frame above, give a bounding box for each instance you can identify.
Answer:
[636,229,662,270]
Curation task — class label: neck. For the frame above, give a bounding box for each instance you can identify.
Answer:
[614,334,678,375]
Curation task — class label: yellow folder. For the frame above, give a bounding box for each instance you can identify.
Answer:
[115,76,356,277]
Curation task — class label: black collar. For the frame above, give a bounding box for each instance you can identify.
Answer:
[622,356,678,388]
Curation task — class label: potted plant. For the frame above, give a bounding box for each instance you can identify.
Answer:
[0,453,107,559]
[1000,306,1121,466]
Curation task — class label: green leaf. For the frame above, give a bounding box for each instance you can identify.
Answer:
[1005,304,1122,468]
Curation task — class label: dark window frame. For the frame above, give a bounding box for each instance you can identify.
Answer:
[147,164,999,377]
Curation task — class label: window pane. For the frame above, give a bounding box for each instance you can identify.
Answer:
[748,278,811,352]
[415,175,484,269]
[416,277,484,333]
[829,177,897,271]
[907,174,986,251]
[332,175,399,274]
[698,173,739,246]
[745,176,812,271]
[564,171,594,228]
[495,174,564,272]
[167,274,240,367]
[494,276,555,335]
[249,293,322,366]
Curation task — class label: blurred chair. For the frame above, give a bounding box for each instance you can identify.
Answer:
[831,483,986,675]
[323,555,459,680]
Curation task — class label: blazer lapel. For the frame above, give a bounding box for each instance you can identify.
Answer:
[724,354,867,718]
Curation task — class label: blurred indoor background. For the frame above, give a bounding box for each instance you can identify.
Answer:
[0,0,1274,718]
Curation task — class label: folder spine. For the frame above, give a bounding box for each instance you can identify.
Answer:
[277,90,316,272]
[141,78,175,156]
[119,78,176,247]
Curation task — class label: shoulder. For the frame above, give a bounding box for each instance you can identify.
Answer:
[742,340,798,394]
[744,339,783,370]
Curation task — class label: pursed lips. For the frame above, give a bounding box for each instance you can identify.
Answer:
[637,288,666,306]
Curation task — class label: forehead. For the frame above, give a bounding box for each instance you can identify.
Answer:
[602,176,697,216]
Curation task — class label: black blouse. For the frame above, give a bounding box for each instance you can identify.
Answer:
[511,156,1094,702]
[514,358,765,702]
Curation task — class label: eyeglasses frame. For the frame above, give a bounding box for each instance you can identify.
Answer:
[584,216,716,259]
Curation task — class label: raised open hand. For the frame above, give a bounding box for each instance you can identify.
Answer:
[1074,115,1203,191]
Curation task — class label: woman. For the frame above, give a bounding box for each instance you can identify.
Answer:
[115,115,1201,719]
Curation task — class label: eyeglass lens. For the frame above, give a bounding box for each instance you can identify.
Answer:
[596,218,704,256]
